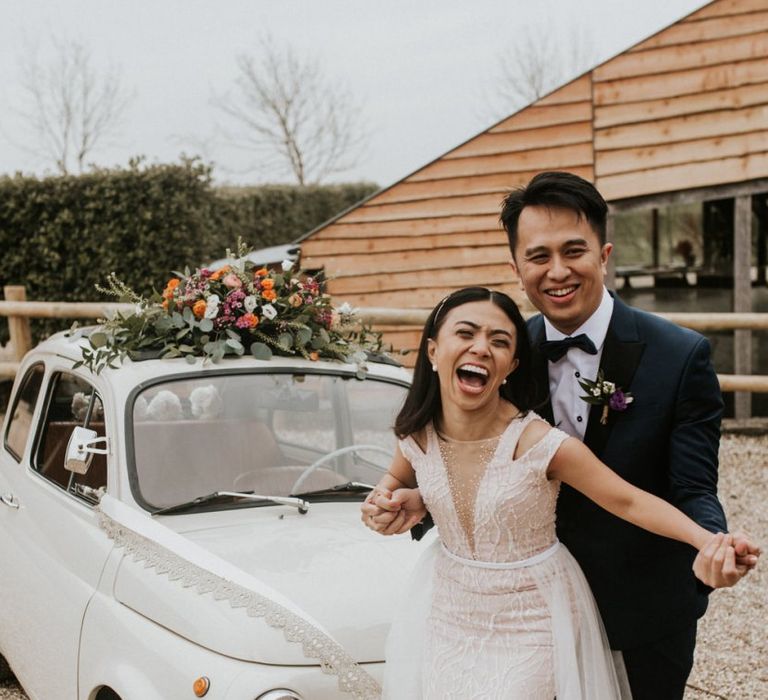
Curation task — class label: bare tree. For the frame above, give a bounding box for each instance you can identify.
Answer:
[488,24,596,118]
[217,38,367,185]
[16,39,129,174]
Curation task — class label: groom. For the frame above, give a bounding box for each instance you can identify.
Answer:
[364,171,760,699]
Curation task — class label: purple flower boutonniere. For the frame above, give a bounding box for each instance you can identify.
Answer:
[578,370,634,425]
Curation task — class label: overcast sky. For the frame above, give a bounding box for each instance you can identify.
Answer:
[0,0,707,188]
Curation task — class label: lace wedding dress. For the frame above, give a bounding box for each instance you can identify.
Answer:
[383,412,629,699]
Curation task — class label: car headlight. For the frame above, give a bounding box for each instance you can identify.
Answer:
[255,691,303,700]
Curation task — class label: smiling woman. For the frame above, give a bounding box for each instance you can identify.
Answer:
[393,287,537,442]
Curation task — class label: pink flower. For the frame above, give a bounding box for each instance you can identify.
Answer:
[223,273,242,289]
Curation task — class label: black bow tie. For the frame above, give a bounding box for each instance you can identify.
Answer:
[539,334,597,362]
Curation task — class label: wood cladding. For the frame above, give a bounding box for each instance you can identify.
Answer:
[301,0,768,358]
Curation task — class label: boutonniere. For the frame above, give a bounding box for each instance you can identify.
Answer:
[578,370,634,425]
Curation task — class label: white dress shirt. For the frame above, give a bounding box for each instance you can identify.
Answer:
[544,287,614,440]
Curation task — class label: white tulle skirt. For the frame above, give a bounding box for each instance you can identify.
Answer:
[383,539,631,699]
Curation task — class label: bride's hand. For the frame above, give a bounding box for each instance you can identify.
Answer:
[693,532,757,588]
[361,487,425,536]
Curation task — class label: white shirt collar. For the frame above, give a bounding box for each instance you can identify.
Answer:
[543,287,614,350]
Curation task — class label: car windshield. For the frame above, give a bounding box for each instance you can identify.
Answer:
[130,370,408,510]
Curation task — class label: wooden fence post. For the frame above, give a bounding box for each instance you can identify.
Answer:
[4,286,33,362]
[733,196,752,420]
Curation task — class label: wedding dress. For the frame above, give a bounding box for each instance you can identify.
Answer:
[383,412,630,699]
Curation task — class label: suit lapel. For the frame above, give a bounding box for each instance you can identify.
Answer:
[583,296,646,456]
[527,315,554,425]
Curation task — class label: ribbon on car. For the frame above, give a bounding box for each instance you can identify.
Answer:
[96,495,381,699]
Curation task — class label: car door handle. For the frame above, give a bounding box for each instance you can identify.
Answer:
[0,493,19,510]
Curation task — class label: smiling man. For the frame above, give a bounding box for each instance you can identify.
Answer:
[501,171,758,700]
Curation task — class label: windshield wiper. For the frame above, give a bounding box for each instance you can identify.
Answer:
[152,490,309,516]
[292,481,375,498]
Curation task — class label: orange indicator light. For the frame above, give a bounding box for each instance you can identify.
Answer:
[193,676,211,697]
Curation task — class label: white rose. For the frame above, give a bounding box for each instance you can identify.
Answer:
[243,295,258,313]
[591,388,601,397]
[281,259,294,272]
[204,294,220,319]
[262,303,277,320]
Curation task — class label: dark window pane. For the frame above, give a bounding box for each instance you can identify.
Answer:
[4,364,45,461]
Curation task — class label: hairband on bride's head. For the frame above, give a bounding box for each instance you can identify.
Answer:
[432,287,499,331]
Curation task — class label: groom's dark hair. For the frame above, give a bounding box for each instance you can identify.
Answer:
[500,171,609,257]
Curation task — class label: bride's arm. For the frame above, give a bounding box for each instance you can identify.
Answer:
[360,445,426,535]
[546,435,756,587]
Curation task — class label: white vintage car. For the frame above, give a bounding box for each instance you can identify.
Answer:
[0,331,426,700]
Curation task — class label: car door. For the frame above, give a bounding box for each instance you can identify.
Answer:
[0,366,114,699]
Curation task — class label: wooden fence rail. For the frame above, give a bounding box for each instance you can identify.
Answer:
[2,286,768,396]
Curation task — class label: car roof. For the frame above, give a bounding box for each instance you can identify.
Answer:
[31,329,412,385]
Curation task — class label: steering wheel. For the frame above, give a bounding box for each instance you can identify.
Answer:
[290,444,393,495]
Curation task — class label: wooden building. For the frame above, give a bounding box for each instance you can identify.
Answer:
[300,0,768,375]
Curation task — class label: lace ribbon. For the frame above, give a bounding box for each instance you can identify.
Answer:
[95,498,381,699]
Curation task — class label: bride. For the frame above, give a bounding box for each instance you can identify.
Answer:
[362,287,742,699]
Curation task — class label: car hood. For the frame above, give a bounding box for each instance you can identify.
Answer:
[112,502,428,665]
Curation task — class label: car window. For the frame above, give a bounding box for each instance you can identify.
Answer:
[131,372,409,509]
[4,364,45,462]
[34,372,107,502]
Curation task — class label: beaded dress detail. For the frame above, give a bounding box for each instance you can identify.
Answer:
[383,412,628,700]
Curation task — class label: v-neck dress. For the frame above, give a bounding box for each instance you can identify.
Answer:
[382,412,629,699]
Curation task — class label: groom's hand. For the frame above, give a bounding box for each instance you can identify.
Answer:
[361,487,425,536]
[693,532,758,588]
[731,528,761,569]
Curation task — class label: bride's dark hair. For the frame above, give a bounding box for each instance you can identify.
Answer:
[394,287,537,439]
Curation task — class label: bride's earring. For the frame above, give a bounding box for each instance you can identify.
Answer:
[502,378,507,385]
[432,364,437,372]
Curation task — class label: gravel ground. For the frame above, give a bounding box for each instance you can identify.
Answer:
[1,433,765,700]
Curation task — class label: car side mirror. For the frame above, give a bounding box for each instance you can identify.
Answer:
[65,426,108,475]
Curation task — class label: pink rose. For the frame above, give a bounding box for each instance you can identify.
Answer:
[223,273,242,289]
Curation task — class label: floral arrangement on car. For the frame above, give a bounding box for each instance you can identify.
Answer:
[73,242,382,374]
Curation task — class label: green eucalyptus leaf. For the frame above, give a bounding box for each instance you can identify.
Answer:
[296,327,312,346]
[278,332,293,350]
[89,332,108,348]
[250,342,272,361]
[199,318,213,333]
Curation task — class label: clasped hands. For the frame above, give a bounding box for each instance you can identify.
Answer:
[362,488,761,589]
[692,530,760,588]
[361,486,426,536]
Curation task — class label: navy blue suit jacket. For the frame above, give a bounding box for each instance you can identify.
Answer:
[528,294,726,649]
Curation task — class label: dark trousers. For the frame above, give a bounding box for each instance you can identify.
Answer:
[621,622,698,700]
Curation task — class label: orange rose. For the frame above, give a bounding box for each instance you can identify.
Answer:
[237,313,259,329]
[287,293,302,308]
[210,265,231,281]
[261,278,274,290]
[163,278,180,299]
[162,299,169,310]
[255,267,268,277]
[262,289,277,302]
[192,299,207,318]
[309,351,319,361]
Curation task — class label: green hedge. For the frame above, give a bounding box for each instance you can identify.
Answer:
[0,159,377,344]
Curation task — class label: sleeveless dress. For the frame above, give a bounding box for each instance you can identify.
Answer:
[383,412,629,699]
